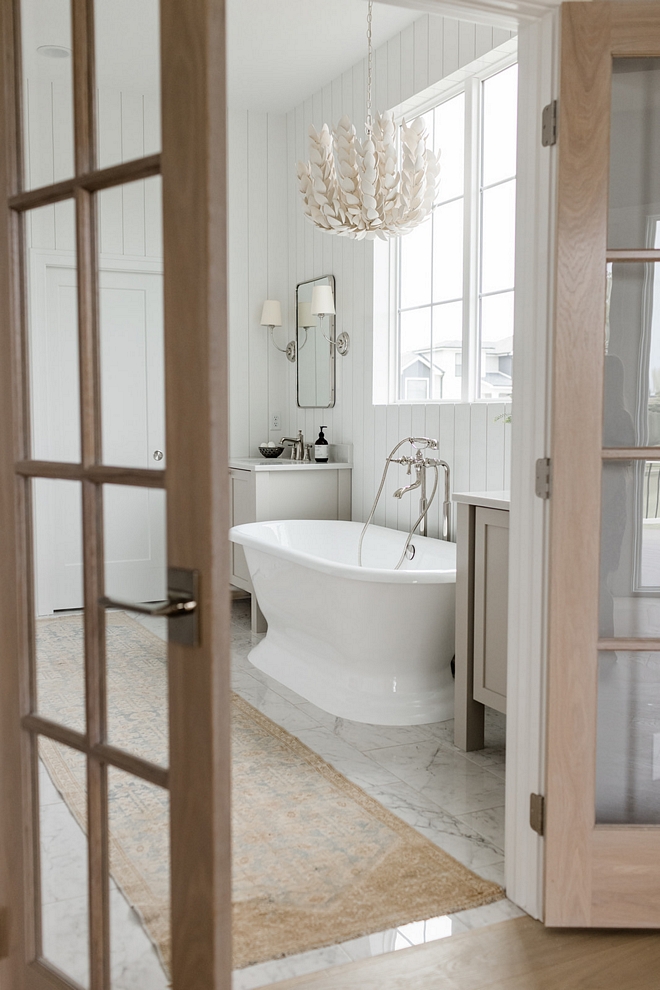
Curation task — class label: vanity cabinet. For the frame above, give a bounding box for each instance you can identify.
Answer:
[453,491,510,751]
[229,457,352,630]
[473,507,509,711]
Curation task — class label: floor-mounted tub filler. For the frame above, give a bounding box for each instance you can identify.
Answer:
[230,438,456,726]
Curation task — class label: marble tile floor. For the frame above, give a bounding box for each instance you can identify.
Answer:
[230,599,524,989]
[38,759,169,990]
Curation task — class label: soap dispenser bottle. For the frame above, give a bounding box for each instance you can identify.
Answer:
[314,426,329,463]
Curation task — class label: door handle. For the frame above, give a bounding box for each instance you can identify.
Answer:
[99,595,196,617]
[98,567,199,646]
[153,450,164,461]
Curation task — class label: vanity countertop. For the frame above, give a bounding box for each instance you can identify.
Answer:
[229,457,352,472]
[452,490,510,510]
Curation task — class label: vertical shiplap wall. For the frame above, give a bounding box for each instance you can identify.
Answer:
[279,14,515,538]
[26,81,161,255]
[227,110,290,458]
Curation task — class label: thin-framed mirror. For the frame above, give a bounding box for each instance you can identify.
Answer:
[296,274,336,408]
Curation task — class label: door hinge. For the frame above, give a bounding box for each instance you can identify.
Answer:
[530,793,545,836]
[535,457,552,499]
[0,907,8,959]
[542,100,557,147]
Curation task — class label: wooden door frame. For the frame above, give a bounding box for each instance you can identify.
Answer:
[504,7,557,921]
[0,0,231,988]
[546,0,660,927]
[378,0,563,31]
[355,0,562,925]
[393,0,560,922]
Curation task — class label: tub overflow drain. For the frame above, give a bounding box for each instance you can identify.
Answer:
[406,544,416,560]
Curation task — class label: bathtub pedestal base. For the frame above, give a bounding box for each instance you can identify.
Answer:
[248,633,455,726]
[250,593,267,634]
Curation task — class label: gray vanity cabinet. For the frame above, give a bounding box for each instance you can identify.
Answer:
[473,507,509,712]
[453,491,510,751]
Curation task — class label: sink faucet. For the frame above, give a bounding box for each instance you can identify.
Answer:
[280,430,305,461]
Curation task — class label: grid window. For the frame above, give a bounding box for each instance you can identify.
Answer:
[395,61,518,403]
[479,63,517,400]
[399,94,465,403]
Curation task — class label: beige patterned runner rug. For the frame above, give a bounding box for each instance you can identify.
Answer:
[38,612,504,973]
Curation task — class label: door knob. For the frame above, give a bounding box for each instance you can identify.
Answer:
[153,450,164,461]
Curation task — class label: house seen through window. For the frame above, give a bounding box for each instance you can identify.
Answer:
[396,61,518,403]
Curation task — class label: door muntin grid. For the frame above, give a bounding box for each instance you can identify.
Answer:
[597,57,660,829]
[10,0,170,986]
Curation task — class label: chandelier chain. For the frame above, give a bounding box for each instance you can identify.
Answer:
[366,1,373,135]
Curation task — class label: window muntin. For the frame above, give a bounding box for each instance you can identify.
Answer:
[479,63,517,400]
[394,62,517,403]
[397,92,465,404]
[434,95,466,203]
[482,64,518,186]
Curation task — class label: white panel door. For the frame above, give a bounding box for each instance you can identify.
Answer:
[99,268,165,469]
[99,268,166,603]
[31,255,166,612]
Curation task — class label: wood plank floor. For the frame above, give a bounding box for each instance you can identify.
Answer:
[269,916,660,990]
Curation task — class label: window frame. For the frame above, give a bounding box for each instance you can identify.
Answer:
[388,50,518,405]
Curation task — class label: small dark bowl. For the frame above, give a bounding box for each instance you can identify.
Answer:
[258,445,285,459]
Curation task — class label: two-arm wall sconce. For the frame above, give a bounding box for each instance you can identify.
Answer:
[260,300,297,362]
[261,286,350,362]
[311,285,350,356]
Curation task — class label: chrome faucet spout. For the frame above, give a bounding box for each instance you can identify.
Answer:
[393,478,421,499]
[280,430,305,461]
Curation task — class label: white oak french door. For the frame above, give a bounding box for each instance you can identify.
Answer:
[0,0,231,987]
[546,0,660,927]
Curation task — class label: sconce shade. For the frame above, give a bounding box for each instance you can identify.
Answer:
[298,301,314,328]
[260,300,282,327]
[311,285,335,316]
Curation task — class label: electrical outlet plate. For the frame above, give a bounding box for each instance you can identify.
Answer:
[271,412,281,430]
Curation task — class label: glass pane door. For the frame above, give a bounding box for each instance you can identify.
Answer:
[0,0,229,984]
[597,57,660,828]
[547,4,660,928]
[4,0,170,986]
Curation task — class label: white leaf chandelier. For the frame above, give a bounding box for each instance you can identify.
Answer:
[296,2,440,241]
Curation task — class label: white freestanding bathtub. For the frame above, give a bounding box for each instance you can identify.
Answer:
[229,519,456,725]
